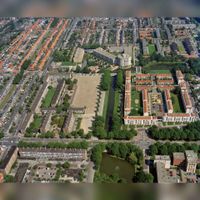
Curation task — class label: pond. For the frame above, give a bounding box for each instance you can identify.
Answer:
[100,153,135,183]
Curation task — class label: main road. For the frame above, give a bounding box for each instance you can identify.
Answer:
[2,129,200,150]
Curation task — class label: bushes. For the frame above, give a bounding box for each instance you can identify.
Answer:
[149,122,200,141]
[92,116,136,140]
[133,171,154,183]
[0,132,4,139]
[94,171,124,183]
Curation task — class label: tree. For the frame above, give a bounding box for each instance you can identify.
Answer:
[4,175,14,183]
[129,152,138,165]
[62,161,70,169]
[149,145,158,156]
[160,145,168,155]
[119,143,128,159]
[0,132,4,139]
[116,69,124,90]
[133,171,154,183]
[91,144,105,169]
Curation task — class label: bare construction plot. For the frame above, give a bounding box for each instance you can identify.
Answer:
[71,74,101,133]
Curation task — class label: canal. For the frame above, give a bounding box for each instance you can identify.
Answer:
[105,74,116,132]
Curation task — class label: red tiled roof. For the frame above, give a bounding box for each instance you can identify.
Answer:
[181,90,192,108]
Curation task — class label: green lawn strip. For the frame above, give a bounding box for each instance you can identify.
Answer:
[33,116,43,129]
[149,70,171,74]
[62,61,76,66]
[28,115,43,131]
[171,93,185,113]
[178,43,185,53]
[130,90,142,116]
[0,85,16,110]
[148,44,156,55]
[41,87,56,108]
[144,61,185,73]
[102,90,109,120]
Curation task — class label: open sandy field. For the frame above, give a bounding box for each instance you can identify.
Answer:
[72,74,101,133]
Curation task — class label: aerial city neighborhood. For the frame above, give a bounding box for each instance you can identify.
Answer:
[1,17,200,183]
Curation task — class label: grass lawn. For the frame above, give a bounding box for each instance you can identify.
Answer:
[178,43,185,53]
[0,85,16,110]
[144,61,185,73]
[41,87,56,108]
[130,90,142,116]
[149,70,171,74]
[148,44,156,55]
[171,93,185,113]
[29,115,42,130]
[62,61,76,66]
[113,90,120,115]
[33,115,42,129]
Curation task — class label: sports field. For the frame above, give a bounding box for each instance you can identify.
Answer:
[72,74,101,133]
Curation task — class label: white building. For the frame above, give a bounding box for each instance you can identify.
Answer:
[163,113,197,123]
[93,48,116,64]
[154,155,171,169]
[124,116,158,125]
[185,150,198,174]
[73,48,85,64]
[117,54,132,67]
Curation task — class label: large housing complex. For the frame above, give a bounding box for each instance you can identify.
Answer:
[124,69,198,125]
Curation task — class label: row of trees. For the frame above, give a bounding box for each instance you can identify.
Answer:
[149,121,200,141]
[94,69,137,140]
[111,69,124,131]
[13,59,31,84]
[116,69,123,90]
[18,141,89,149]
[149,142,200,157]
[92,116,136,140]
[82,44,100,49]
[100,70,111,91]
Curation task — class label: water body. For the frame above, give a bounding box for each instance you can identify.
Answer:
[100,153,135,183]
